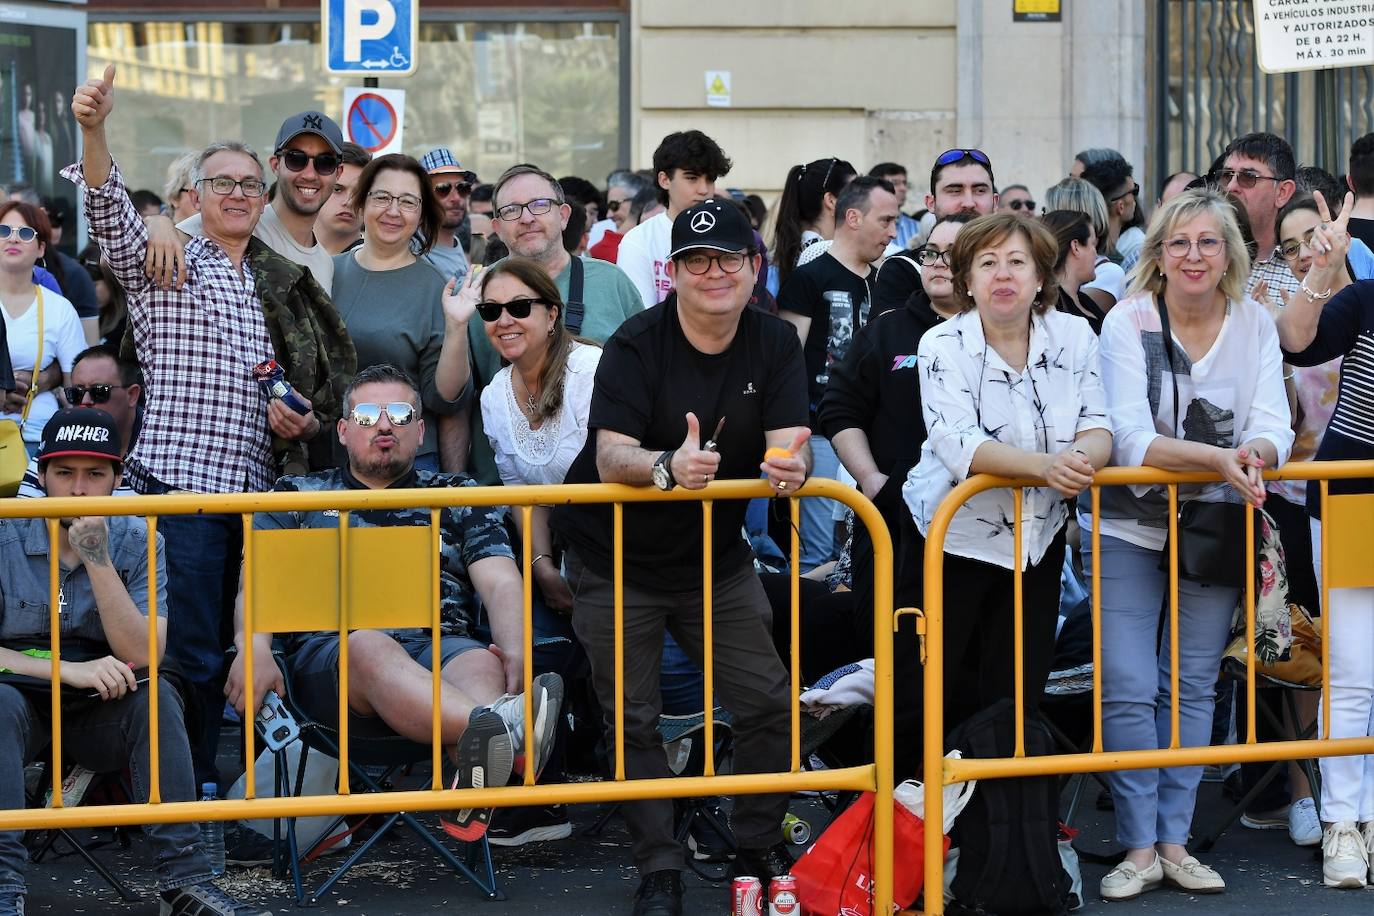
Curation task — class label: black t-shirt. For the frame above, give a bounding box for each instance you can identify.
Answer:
[1056,287,1106,336]
[0,318,12,392]
[1349,216,1374,256]
[551,296,808,590]
[776,252,872,425]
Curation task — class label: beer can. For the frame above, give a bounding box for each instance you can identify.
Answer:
[783,812,811,845]
[731,875,763,916]
[768,875,798,916]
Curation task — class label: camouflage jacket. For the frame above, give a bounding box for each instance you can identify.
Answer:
[248,237,356,477]
[256,467,514,643]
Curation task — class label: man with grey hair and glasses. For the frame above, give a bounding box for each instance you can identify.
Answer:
[64,65,318,815]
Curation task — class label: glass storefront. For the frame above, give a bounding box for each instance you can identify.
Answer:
[86,18,621,197]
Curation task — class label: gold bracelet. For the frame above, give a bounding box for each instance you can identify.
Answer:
[531,553,552,566]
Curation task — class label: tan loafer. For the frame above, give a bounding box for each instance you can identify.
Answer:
[1100,854,1163,901]
[1160,854,1225,893]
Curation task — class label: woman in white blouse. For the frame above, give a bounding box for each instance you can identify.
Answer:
[1092,189,1293,901]
[475,257,600,610]
[893,212,1111,778]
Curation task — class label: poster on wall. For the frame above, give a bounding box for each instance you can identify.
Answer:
[0,4,84,252]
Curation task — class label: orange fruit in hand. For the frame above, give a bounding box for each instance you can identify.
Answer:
[764,447,793,461]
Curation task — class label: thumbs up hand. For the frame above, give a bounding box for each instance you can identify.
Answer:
[671,412,722,490]
[761,427,811,495]
[72,64,116,130]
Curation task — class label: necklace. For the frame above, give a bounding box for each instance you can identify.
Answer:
[515,372,540,418]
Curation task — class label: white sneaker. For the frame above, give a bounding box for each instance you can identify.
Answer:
[1322,821,1369,889]
[1363,822,1374,884]
[1288,797,1321,847]
[1100,855,1163,901]
[1159,854,1225,893]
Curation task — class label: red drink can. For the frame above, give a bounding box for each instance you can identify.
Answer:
[731,876,762,916]
[768,875,798,916]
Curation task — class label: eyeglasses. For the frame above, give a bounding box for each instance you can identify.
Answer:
[433,181,472,198]
[64,384,127,404]
[366,190,422,213]
[1162,236,1225,258]
[680,251,748,275]
[934,148,992,168]
[198,177,268,198]
[1279,228,1320,261]
[277,148,340,175]
[1007,199,1036,212]
[1212,168,1281,189]
[350,402,416,427]
[495,198,558,222]
[914,246,953,267]
[1111,183,1140,203]
[0,225,38,243]
[476,297,549,322]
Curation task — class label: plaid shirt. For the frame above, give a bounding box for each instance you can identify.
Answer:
[1247,253,1300,298]
[64,161,275,494]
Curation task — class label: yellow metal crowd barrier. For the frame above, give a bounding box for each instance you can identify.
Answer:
[918,460,1374,914]
[0,478,898,913]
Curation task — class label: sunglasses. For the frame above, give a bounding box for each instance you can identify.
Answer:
[0,225,38,243]
[433,181,473,198]
[606,199,624,213]
[934,148,992,168]
[1211,168,1281,190]
[1111,183,1140,203]
[476,297,549,322]
[914,246,952,267]
[278,148,340,175]
[1008,199,1036,211]
[65,383,127,404]
[350,402,416,427]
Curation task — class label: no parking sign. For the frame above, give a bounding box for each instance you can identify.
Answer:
[342,87,405,155]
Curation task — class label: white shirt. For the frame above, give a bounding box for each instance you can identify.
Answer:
[616,212,673,308]
[179,204,335,291]
[903,309,1110,569]
[480,343,600,486]
[587,217,616,250]
[1,287,87,441]
[1084,257,1126,303]
[1086,291,1295,550]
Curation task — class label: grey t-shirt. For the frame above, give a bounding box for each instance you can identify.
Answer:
[331,252,466,459]
[423,236,470,285]
[178,203,335,291]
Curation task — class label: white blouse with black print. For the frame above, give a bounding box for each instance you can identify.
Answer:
[902,308,1110,570]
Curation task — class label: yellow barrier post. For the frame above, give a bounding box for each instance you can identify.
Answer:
[46,519,63,809]
[241,513,257,799]
[701,500,715,777]
[432,507,446,790]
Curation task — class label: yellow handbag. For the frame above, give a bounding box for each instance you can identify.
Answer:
[0,286,46,498]
[1224,603,1322,689]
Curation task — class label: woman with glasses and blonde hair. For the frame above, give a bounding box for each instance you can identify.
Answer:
[332,153,474,472]
[1090,188,1293,901]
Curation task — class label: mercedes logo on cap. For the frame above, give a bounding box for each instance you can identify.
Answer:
[690,211,716,234]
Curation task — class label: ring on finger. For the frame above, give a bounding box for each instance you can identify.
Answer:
[778,481,788,491]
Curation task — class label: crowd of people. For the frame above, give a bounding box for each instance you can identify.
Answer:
[0,59,1372,915]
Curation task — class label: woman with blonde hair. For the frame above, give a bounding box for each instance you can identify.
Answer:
[1045,176,1123,313]
[1091,188,1293,900]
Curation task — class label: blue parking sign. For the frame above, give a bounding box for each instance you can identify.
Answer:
[323,0,417,76]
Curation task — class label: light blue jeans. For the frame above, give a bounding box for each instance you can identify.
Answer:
[799,434,840,572]
[1087,534,1239,849]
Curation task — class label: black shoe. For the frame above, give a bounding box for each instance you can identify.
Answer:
[632,869,683,916]
[487,803,573,847]
[224,822,275,867]
[730,841,794,881]
[159,881,272,915]
[680,803,735,862]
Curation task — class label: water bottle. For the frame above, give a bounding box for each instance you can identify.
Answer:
[200,782,226,876]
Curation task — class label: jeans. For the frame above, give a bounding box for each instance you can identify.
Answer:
[0,681,211,895]
[1089,534,1238,848]
[1312,518,1374,823]
[141,478,244,788]
[799,435,840,572]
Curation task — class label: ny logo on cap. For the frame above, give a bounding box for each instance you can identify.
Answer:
[690,211,716,234]
[302,114,324,130]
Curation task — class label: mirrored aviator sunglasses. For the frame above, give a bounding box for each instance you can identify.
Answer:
[351,402,416,427]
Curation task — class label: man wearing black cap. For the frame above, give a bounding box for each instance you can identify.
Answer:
[0,409,269,916]
[552,200,811,915]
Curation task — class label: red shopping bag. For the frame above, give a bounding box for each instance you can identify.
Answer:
[792,790,948,916]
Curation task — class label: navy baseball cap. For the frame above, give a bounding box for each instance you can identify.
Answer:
[275,111,344,156]
[37,408,122,467]
[668,198,755,259]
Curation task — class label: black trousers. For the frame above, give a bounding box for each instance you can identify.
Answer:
[892,511,1066,780]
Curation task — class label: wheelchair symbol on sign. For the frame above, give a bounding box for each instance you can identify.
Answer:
[390,46,409,68]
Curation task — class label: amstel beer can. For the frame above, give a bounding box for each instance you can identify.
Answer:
[768,874,799,915]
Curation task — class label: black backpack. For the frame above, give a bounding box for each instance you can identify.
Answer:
[945,699,1072,916]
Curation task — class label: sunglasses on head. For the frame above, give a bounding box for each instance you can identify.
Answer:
[350,402,416,427]
[65,384,126,404]
[278,148,340,175]
[433,181,473,198]
[1008,198,1036,211]
[0,225,38,243]
[476,297,548,322]
[934,148,992,168]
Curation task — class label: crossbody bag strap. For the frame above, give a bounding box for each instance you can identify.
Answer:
[20,285,45,426]
[1154,293,1180,438]
[565,255,585,335]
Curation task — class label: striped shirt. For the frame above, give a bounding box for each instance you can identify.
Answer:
[63,162,275,494]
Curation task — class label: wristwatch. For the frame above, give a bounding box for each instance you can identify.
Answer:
[651,450,677,491]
